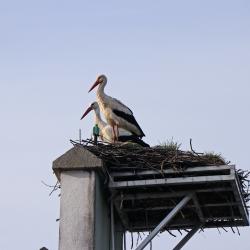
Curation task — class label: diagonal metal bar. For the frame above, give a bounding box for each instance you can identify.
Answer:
[135,193,194,250]
[172,225,200,250]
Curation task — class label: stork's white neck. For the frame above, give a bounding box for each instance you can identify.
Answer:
[93,107,106,130]
[96,82,107,100]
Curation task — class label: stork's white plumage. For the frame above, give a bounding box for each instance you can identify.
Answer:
[88,75,145,140]
[80,102,134,143]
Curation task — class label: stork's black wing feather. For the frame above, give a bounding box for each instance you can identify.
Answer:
[113,98,133,114]
[113,109,145,137]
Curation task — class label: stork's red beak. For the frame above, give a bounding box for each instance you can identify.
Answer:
[88,80,100,93]
[80,106,93,120]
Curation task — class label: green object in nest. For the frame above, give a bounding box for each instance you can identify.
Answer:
[93,124,100,136]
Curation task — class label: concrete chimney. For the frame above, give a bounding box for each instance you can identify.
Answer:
[53,146,123,250]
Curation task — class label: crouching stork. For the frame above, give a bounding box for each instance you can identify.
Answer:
[81,102,149,147]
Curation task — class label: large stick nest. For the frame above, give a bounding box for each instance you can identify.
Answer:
[80,141,227,170]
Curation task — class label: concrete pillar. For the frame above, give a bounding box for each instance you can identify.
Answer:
[53,146,123,250]
[59,170,95,250]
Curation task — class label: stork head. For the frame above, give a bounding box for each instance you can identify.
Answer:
[88,74,107,93]
[80,102,99,120]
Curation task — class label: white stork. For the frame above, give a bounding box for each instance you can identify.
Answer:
[88,75,145,140]
[80,102,149,147]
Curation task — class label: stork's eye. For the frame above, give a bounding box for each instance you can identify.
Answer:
[98,78,103,83]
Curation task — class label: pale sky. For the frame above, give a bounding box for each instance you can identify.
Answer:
[0,0,250,249]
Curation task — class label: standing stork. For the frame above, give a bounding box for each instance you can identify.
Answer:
[88,75,145,140]
[80,102,149,147]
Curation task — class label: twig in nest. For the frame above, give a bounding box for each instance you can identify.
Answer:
[41,181,56,188]
[217,227,221,235]
[130,232,134,249]
[41,180,61,196]
[136,233,142,246]
[136,233,140,246]
[167,230,177,237]
[189,139,203,156]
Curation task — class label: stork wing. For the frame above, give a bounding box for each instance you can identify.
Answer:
[113,109,145,137]
[113,98,133,115]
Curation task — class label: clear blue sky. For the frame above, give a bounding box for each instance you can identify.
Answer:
[0,0,249,249]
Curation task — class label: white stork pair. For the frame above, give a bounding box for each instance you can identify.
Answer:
[81,74,148,147]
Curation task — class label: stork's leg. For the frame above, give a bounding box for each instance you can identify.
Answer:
[115,125,119,141]
[100,135,104,142]
[112,125,116,143]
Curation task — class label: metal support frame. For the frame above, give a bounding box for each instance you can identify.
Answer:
[109,164,249,249]
[135,193,194,250]
[172,225,200,250]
